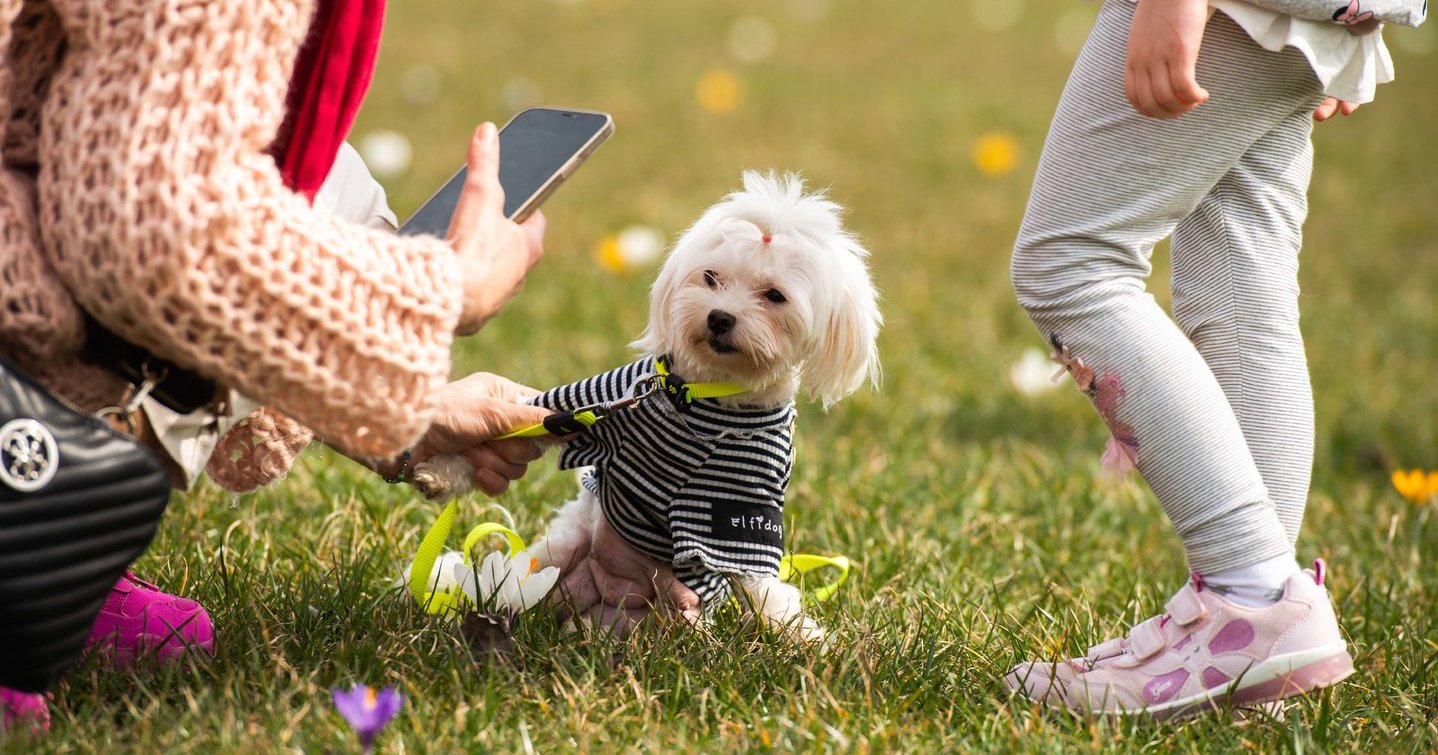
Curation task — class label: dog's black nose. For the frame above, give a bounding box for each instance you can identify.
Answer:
[707,309,736,335]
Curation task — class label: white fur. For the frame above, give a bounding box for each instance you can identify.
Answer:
[632,171,882,408]
[409,454,473,501]
[412,172,881,644]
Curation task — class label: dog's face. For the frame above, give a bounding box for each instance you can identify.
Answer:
[633,172,882,407]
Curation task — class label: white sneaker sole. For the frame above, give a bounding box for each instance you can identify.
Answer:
[1103,642,1355,721]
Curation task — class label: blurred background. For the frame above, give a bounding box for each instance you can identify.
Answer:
[355,0,1437,486]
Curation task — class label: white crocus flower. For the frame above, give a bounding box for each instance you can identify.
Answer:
[414,551,467,594]
[1009,347,1062,396]
[453,550,560,615]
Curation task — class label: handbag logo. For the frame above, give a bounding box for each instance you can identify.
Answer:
[1,418,60,492]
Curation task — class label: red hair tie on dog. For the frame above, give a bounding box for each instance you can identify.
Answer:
[761,235,772,244]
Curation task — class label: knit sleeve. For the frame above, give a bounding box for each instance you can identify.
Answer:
[0,0,84,369]
[35,0,464,457]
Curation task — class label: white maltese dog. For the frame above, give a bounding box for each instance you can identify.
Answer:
[413,172,881,643]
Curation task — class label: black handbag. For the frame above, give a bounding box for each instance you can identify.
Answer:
[0,356,171,692]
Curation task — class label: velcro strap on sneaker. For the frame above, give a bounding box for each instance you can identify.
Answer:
[1164,584,1208,626]
[1086,638,1124,664]
[1126,617,1167,661]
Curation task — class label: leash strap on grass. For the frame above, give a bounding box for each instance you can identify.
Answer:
[779,553,852,602]
[408,501,528,615]
[462,521,528,561]
[408,500,459,609]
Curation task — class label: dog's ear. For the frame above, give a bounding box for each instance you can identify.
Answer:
[631,240,683,355]
[802,241,882,409]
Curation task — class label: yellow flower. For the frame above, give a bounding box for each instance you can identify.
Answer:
[1391,468,1438,505]
[972,132,1020,177]
[696,69,743,115]
[592,225,664,275]
[593,234,626,274]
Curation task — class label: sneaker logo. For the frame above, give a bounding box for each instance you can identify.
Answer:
[1143,668,1190,705]
[0,419,59,493]
[1209,619,1256,655]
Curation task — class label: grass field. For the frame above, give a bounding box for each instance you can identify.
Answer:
[17,0,1438,751]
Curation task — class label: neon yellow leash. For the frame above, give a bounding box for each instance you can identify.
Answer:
[652,355,747,402]
[408,504,851,612]
[408,499,529,615]
[494,355,747,440]
[778,553,852,602]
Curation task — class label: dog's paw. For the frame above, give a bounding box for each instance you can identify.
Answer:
[733,575,829,647]
[409,455,474,500]
[789,615,827,647]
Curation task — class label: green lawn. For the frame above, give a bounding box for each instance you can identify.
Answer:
[19,0,1438,751]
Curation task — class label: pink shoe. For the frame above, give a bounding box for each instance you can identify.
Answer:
[1005,560,1354,720]
[86,573,215,669]
[0,687,49,735]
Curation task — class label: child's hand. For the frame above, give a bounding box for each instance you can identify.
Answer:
[1314,96,1361,121]
[1125,0,1211,119]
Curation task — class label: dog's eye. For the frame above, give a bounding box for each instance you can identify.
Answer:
[703,270,719,289]
[764,288,787,304]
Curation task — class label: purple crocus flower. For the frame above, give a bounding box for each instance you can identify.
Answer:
[332,685,404,753]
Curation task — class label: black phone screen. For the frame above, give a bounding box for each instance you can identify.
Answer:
[399,108,611,237]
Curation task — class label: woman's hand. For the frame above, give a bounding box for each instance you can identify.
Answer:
[1125,0,1212,119]
[448,123,546,335]
[410,372,551,495]
[1314,97,1361,121]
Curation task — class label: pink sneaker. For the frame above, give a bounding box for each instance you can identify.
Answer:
[1005,560,1354,720]
[86,573,215,669]
[0,687,49,735]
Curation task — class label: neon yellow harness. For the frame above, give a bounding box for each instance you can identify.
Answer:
[495,356,747,439]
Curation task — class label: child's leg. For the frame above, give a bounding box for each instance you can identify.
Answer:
[1010,1,1323,576]
[1170,113,1322,546]
[1004,4,1354,716]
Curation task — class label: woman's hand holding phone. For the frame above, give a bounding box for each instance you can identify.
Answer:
[448,122,547,335]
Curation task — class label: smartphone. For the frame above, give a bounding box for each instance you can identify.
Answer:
[398,107,613,236]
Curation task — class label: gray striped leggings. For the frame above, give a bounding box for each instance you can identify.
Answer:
[1011,1,1326,573]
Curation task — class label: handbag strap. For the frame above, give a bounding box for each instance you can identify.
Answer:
[82,317,217,414]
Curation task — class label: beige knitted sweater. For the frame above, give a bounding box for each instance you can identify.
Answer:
[0,0,463,465]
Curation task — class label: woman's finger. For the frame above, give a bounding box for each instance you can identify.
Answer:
[484,402,553,437]
[481,438,543,465]
[1314,97,1340,121]
[446,123,502,244]
[466,122,504,213]
[471,467,511,496]
[519,210,547,267]
[485,373,543,402]
[459,444,530,481]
